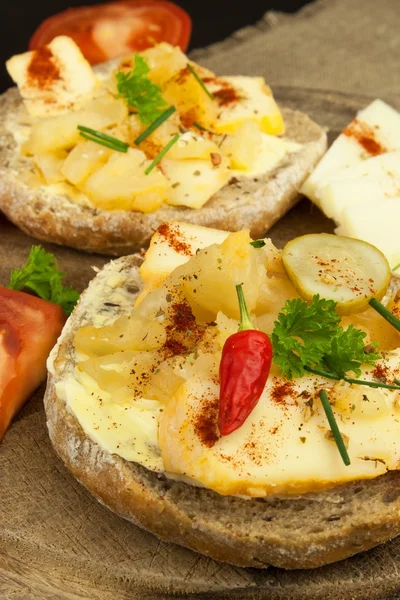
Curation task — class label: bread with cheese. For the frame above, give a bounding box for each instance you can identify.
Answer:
[0,78,326,256]
[44,255,400,569]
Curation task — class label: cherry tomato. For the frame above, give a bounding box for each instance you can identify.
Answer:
[29,0,192,65]
[0,286,66,440]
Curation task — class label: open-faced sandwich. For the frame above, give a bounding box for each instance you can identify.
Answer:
[45,221,400,569]
[0,36,326,255]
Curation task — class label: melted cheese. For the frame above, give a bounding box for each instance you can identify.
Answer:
[56,373,163,470]
[158,360,400,497]
[52,224,400,498]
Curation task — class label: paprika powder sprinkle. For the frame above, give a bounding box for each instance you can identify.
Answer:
[218,284,273,436]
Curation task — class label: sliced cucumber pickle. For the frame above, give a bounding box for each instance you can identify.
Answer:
[282,234,391,315]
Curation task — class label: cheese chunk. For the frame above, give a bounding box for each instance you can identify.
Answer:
[338,196,400,269]
[140,221,230,289]
[229,132,301,177]
[208,76,285,135]
[162,156,231,209]
[316,151,400,221]
[82,148,169,211]
[6,36,97,118]
[34,150,67,184]
[301,99,400,204]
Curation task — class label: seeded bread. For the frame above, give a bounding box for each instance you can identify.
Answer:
[44,255,400,570]
[0,81,327,256]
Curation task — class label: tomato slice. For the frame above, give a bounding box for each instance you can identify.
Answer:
[0,286,66,441]
[29,0,192,65]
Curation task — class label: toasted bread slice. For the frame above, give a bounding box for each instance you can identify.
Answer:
[0,83,326,256]
[44,256,400,569]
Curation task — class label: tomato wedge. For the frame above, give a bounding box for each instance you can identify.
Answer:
[29,0,192,65]
[0,287,66,440]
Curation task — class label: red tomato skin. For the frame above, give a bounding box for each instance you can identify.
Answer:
[29,0,192,65]
[0,287,66,440]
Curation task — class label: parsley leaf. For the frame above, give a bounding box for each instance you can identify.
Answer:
[324,325,380,378]
[272,295,380,379]
[116,55,168,125]
[272,296,339,379]
[8,246,79,315]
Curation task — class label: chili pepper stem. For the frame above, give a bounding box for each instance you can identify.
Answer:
[369,298,400,333]
[236,284,255,331]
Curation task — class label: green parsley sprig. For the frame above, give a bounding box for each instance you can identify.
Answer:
[116,55,168,125]
[8,246,79,315]
[272,295,380,380]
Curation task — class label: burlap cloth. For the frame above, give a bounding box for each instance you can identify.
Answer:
[2,1,400,598]
[191,0,400,99]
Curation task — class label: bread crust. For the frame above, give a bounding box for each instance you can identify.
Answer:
[44,256,400,569]
[0,86,327,256]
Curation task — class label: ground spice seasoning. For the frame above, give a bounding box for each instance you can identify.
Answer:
[271,380,297,405]
[163,298,204,358]
[343,119,386,156]
[373,363,390,382]
[193,395,220,448]
[27,47,60,89]
[213,86,242,107]
[156,223,192,256]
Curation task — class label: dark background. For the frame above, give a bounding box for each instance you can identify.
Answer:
[1,0,312,91]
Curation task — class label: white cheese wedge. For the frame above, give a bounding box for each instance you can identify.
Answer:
[301,99,400,205]
[139,221,230,290]
[338,196,400,269]
[162,156,231,208]
[208,76,285,135]
[6,36,97,118]
[316,151,400,221]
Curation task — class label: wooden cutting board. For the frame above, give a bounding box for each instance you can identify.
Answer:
[2,88,400,600]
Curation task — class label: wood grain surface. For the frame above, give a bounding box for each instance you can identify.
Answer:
[1,88,400,600]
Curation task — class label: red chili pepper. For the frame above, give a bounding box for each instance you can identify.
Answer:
[218,284,273,436]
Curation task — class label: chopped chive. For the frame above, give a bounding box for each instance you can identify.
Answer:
[187,63,214,100]
[250,240,266,248]
[392,263,400,271]
[134,106,176,145]
[319,390,350,466]
[145,134,180,175]
[369,298,400,333]
[79,132,128,152]
[193,121,207,131]
[395,379,400,387]
[304,365,400,391]
[77,125,128,151]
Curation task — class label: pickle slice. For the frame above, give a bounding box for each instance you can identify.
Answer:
[282,234,391,315]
